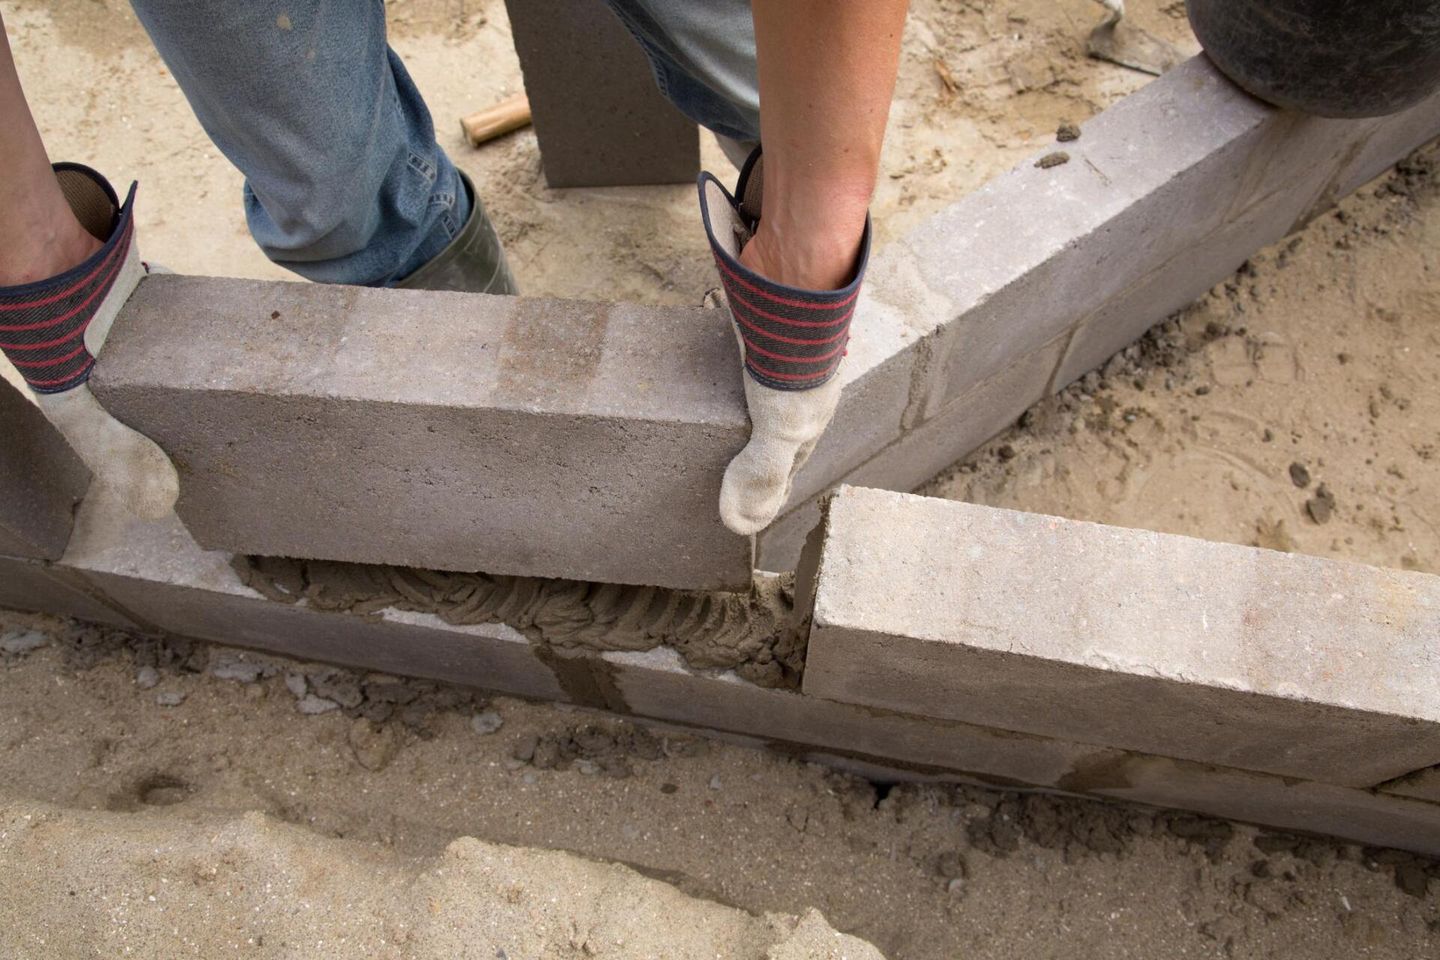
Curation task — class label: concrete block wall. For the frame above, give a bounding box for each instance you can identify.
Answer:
[3,492,1437,854]
[502,0,697,187]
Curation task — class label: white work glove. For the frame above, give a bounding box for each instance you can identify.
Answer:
[698,148,870,535]
[1,164,178,520]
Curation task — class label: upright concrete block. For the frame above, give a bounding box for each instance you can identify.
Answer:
[805,487,1440,787]
[0,379,90,560]
[503,0,697,187]
[90,277,752,591]
[56,498,567,702]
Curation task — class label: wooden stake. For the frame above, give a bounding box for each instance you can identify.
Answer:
[460,93,533,147]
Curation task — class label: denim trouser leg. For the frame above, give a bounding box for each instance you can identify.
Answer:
[128,0,469,286]
[603,0,761,144]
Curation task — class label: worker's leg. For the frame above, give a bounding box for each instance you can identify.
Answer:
[0,12,178,518]
[128,0,507,289]
[602,0,760,144]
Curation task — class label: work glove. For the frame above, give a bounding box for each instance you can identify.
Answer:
[698,147,871,535]
[0,164,179,520]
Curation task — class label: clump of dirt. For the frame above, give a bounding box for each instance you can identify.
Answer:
[234,555,806,688]
[508,720,707,780]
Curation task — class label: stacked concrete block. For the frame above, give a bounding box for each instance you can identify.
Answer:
[0,555,134,628]
[0,378,90,560]
[1381,766,1440,805]
[805,487,1440,787]
[90,277,752,591]
[757,57,1440,570]
[55,497,568,702]
[503,0,697,187]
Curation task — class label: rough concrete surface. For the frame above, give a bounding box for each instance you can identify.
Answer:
[90,276,752,590]
[0,378,90,560]
[503,0,698,188]
[806,487,1440,787]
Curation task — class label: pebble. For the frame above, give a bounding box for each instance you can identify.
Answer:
[296,694,340,715]
[284,672,308,698]
[210,657,266,684]
[470,710,504,736]
[709,775,723,791]
[155,691,187,707]
[135,666,161,689]
[575,759,600,776]
[0,630,47,655]
[1035,150,1069,169]
[1056,121,1081,142]
[1288,461,1311,488]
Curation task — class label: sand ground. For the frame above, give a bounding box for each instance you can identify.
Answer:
[2,0,1438,956]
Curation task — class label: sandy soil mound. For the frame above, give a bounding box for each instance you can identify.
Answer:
[0,795,882,959]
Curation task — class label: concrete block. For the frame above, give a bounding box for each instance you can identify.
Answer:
[503,0,697,187]
[1379,765,1440,805]
[56,498,567,702]
[805,487,1440,787]
[0,379,90,560]
[1333,88,1440,198]
[1082,754,1440,857]
[604,646,1115,785]
[756,336,1065,572]
[91,276,752,591]
[1049,184,1298,390]
[901,57,1440,420]
[0,554,134,627]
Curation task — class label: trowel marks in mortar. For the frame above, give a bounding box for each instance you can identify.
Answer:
[234,557,805,688]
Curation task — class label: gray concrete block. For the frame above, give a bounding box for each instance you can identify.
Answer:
[57,498,567,702]
[1049,184,1299,390]
[0,554,134,627]
[805,487,1440,787]
[0,379,90,560]
[1083,754,1440,857]
[604,646,1117,786]
[503,0,697,187]
[900,57,1440,422]
[1379,765,1440,805]
[1333,89,1440,198]
[91,276,752,591]
[756,336,1065,572]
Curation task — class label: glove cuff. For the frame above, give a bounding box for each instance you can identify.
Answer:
[0,164,139,393]
[698,146,872,392]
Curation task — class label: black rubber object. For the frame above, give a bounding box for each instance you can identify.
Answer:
[1188,0,1440,118]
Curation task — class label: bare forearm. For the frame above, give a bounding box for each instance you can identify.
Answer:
[744,0,908,290]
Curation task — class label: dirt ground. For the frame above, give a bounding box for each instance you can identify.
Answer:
[3,0,1439,957]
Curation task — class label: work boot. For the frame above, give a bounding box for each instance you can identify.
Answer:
[0,163,179,519]
[396,171,518,295]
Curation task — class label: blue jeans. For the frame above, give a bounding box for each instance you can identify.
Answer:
[128,0,757,287]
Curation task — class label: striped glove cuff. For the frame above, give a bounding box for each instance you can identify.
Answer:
[698,147,872,391]
[0,164,138,394]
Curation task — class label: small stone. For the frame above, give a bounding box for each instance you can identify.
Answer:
[471,710,504,736]
[660,782,679,795]
[946,878,966,897]
[997,444,1017,461]
[311,672,363,709]
[708,775,723,791]
[155,691,186,707]
[0,630,47,655]
[1306,483,1336,524]
[1035,151,1070,169]
[575,759,600,776]
[209,655,266,684]
[1056,121,1080,142]
[1288,462,1311,488]
[284,672,308,698]
[297,694,340,715]
[511,735,540,763]
[1395,863,1431,898]
[135,666,161,690]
